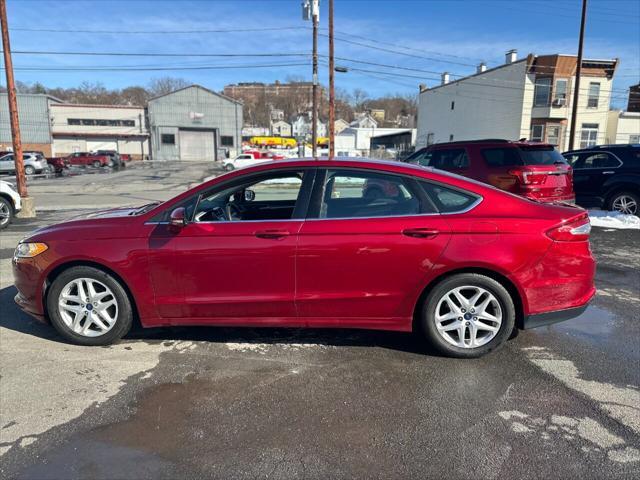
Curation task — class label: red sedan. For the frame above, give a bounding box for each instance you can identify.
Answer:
[12,159,595,357]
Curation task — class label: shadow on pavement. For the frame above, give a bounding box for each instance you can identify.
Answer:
[0,285,438,356]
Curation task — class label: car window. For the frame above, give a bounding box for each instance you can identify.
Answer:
[192,171,305,222]
[407,149,469,169]
[519,146,567,165]
[481,148,524,167]
[406,149,431,166]
[577,153,621,169]
[420,181,480,213]
[564,153,581,166]
[319,170,425,219]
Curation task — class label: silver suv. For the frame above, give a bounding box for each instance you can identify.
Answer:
[0,152,48,175]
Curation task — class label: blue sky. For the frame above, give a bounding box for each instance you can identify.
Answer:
[3,0,640,107]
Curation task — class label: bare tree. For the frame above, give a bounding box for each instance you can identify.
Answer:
[147,77,190,97]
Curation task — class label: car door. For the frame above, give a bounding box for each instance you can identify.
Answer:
[296,168,452,330]
[146,168,313,324]
[571,152,622,205]
[0,154,15,172]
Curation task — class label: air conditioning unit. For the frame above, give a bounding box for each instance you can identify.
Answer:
[553,98,567,107]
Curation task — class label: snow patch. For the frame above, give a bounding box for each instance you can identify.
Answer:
[588,210,640,230]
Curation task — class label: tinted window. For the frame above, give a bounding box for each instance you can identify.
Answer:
[577,153,620,169]
[405,149,430,166]
[406,148,469,169]
[519,146,567,165]
[420,182,479,213]
[161,134,176,145]
[481,148,523,167]
[320,170,424,219]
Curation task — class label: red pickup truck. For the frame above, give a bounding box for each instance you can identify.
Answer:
[66,152,112,168]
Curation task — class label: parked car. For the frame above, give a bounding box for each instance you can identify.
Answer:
[0,180,21,229]
[405,139,575,203]
[0,152,48,175]
[223,153,273,171]
[66,152,111,168]
[13,159,595,358]
[563,144,640,215]
[46,156,70,175]
[94,150,124,168]
[243,150,286,161]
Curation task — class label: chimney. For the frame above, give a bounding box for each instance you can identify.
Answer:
[477,62,487,73]
[419,84,428,93]
[441,72,450,85]
[505,49,517,64]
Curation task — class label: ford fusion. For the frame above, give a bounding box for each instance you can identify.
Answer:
[13,159,595,358]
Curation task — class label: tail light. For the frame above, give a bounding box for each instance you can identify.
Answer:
[509,168,548,185]
[546,213,591,241]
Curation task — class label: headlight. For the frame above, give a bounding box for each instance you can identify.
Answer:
[15,242,48,258]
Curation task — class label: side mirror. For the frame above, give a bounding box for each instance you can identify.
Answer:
[169,207,186,231]
[244,189,256,202]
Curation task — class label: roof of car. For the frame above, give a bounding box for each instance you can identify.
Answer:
[418,139,554,149]
[563,144,639,154]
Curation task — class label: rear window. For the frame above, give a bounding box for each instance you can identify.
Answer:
[481,148,523,167]
[519,146,567,165]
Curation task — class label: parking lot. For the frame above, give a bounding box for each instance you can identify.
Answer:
[0,163,639,479]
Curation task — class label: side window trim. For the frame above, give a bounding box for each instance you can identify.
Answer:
[419,180,483,215]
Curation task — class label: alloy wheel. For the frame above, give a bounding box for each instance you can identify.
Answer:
[612,195,637,215]
[0,202,10,227]
[58,278,118,337]
[434,285,502,349]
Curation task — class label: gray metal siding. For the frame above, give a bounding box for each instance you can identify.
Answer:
[147,86,242,161]
[0,94,54,144]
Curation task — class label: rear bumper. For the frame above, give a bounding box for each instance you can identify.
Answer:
[522,288,594,329]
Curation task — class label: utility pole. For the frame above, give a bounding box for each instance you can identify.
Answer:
[1,0,34,216]
[311,0,319,158]
[568,0,587,151]
[328,0,335,159]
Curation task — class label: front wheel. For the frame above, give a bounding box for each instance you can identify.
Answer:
[0,197,14,230]
[608,191,638,216]
[47,266,133,346]
[223,163,235,171]
[420,273,515,358]
[92,160,102,168]
[24,165,36,175]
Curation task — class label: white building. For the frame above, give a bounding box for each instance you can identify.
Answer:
[271,120,292,137]
[50,103,149,158]
[350,113,378,129]
[607,110,640,144]
[291,115,326,139]
[417,51,618,151]
[337,127,417,156]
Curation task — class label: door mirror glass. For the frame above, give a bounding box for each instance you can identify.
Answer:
[244,189,256,202]
[169,207,186,229]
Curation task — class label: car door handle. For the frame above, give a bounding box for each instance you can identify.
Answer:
[402,228,439,238]
[254,229,290,239]
[602,171,615,175]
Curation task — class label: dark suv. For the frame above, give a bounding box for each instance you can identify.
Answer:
[563,144,639,215]
[405,139,574,203]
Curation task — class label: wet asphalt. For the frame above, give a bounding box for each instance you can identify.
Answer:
[0,213,638,480]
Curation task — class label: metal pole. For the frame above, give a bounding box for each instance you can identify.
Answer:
[1,0,28,199]
[311,2,319,158]
[328,0,335,159]
[568,0,587,151]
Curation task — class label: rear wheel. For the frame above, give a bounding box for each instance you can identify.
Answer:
[420,273,515,358]
[608,191,638,216]
[223,163,235,171]
[47,266,133,346]
[92,160,102,168]
[0,197,14,230]
[24,165,36,175]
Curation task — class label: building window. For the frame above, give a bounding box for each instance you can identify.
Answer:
[547,125,561,146]
[66,118,137,127]
[426,133,435,145]
[587,82,600,108]
[161,134,176,145]
[220,136,234,147]
[451,101,455,110]
[67,119,81,126]
[554,79,568,104]
[534,77,552,107]
[630,135,639,144]
[530,124,544,142]
[580,123,599,148]
[123,120,135,127]
[449,134,454,141]
[81,119,96,126]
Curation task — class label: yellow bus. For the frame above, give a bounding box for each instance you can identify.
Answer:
[249,136,297,148]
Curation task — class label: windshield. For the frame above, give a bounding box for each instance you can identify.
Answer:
[519,146,567,165]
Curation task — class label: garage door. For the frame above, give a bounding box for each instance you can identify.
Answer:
[179,130,215,161]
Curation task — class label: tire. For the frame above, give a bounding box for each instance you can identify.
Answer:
[92,160,102,168]
[24,165,36,175]
[607,190,639,216]
[419,273,516,358]
[223,163,235,171]
[0,196,14,230]
[47,266,133,346]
